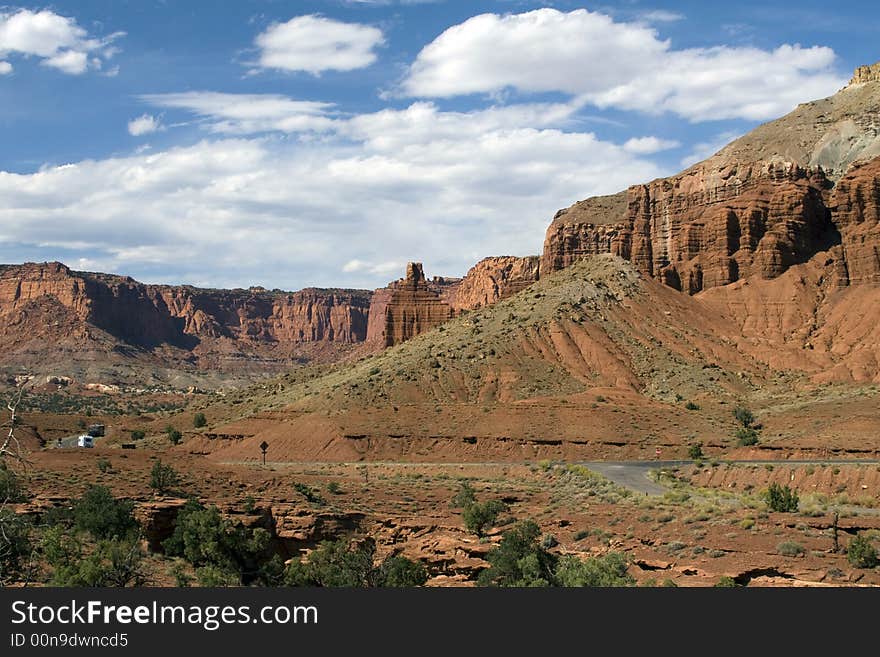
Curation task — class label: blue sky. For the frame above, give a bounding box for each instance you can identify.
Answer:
[0,1,877,289]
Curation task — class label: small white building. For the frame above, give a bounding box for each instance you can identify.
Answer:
[76,435,94,448]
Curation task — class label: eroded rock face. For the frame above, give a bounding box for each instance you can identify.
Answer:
[542,64,880,294]
[0,262,372,362]
[366,263,457,347]
[445,256,540,312]
[366,257,541,347]
[832,157,880,285]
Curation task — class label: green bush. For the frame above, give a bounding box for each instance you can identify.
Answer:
[73,485,138,540]
[0,461,25,502]
[555,552,635,587]
[450,481,477,509]
[326,482,341,495]
[375,555,428,587]
[777,541,805,557]
[42,526,145,587]
[293,482,325,505]
[0,509,31,584]
[97,458,112,474]
[714,576,738,587]
[687,443,704,460]
[847,535,878,569]
[736,427,759,446]
[763,483,799,513]
[193,413,207,428]
[149,459,180,496]
[477,520,558,587]
[283,539,428,588]
[733,406,756,427]
[130,430,145,441]
[684,401,700,411]
[285,539,375,587]
[462,499,506,536]
[163,500,281,586]
[165,426,183,445]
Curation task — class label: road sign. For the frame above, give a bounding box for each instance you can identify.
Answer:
[260,440,269,465]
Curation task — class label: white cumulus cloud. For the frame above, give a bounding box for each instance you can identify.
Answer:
[401,8,846,122]
[0,97,669,289]
[0,8,123,75]
[0,60,11,74]
[253,15,384,74]
[128,114,162,137]
[139,92,337,134]
[623,136,681,154]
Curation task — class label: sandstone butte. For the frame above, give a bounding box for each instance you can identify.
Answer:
[1,61,879,380]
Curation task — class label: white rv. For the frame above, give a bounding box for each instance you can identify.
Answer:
[76,435,94,448]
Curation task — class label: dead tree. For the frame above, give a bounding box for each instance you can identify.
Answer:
[0,383,34,585]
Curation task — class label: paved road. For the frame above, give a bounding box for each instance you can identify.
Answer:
[223,458,880,497]
[581,461,688,495]
[581,459,880,495]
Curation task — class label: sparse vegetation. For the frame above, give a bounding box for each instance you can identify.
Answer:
[149,459,180,496]
[764,483,799,513]
[73,485,138,540]
[777,541,805,557]
[165,426,182,445]
[847,534,878,569]
[684,401,700,411]
[687,442,704,460]
[462,499,506,537]
[193,413,207,428]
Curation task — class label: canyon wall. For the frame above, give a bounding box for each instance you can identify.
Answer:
[542,66,880,294]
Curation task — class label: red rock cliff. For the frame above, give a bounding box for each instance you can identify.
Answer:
[542,65,880,294]
[0,262,371,362]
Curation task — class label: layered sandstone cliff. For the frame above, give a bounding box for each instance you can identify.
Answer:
[0,262,372,369]
[365,263,456,347]
[445,256,540,312]
[542,63,880,294]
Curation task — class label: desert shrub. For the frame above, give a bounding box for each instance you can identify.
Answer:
[0,461,25,502]
[130,430,145,441]
[555,552,635,587]
[764,483,799,513]
[285,539,375,587]
[73,485,138,540]
[195,565,239,587]
[573,530,590,541]
[375,555,428,587]
[326,482,341,495]
[733,406,756,427]
[477,520,558,587]
[847,535,878,569]
[193,413,207,428]
[284,539,427,588]
[462,499,506,536]
[96,458,112,473]
[736,427,759,446]
[542,534,559,549]
[42,526,145,587]
[684,401,700,411]
[714,576,738,587]
[293,482,325,505]
[777,541,805,557]
[0,509,31,584]
[163,500,281,585]
[450,481,476,508]
[166,426,183,445]
[149,460,180,495]
[687,443,704,460]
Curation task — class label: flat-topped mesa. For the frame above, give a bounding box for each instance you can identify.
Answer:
[849,61,880,86]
